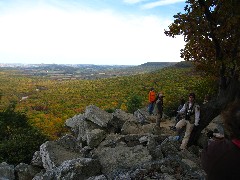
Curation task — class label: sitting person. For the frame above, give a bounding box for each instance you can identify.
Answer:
[201,100,240,180]
[175,93,200,150]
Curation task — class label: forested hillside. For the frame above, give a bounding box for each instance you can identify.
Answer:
[0,65,217,139]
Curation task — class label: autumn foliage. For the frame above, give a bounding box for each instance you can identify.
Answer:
[0,66,217,139]
[165,0,240,83]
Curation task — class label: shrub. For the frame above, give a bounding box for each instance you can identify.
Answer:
[0,102,48,165]
[126,94,144,113]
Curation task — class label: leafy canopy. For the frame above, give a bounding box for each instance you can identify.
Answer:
[165,0,240,77]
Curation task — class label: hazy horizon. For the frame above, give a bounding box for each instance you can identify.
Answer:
[0,0,186,65]
[0,61,180,66]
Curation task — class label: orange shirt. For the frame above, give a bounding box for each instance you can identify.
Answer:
[148,90,156,103]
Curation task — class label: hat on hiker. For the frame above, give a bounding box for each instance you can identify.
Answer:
[159,92,165,97]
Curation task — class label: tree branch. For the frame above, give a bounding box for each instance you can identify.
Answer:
[198,0,222,60]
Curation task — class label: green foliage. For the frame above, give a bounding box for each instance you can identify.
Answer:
[105,108,115,113]
[0,66,218,138]
[0,103,48,165]
[126,94,143,113]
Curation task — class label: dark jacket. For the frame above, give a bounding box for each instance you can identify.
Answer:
[201,139,240,180]
[155,97,163,114]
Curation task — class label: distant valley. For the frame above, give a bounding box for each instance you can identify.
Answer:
[0,62,177,80]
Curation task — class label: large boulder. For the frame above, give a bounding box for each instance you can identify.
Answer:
[84,105,113,128]
[0,162,15,180]
[40,135,83,170]
[65,114,86,135]
[33,158,101,180]
[203,114,224,135]
[86,129,107,148]
[93,143,152,179]
[31,151,43,168]
[121,120,161,135]
[134,109,149,124]
[15,163,42,180]
[109,109,138,133]
[77,119,103,142]
[121,120,144,135]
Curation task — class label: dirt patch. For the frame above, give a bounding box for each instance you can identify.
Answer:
[148,115,177,136]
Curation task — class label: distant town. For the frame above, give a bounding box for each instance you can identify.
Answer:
[0,62,178,80]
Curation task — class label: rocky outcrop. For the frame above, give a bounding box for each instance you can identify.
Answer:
[0,105,207,179]
[0,162,15,180]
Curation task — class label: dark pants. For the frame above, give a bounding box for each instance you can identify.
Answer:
[148,102,155,115]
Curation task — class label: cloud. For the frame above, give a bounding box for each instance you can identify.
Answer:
[0,3,184,65]
[123,0,148,4]
[141,0,185,9]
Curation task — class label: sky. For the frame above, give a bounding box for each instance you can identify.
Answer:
[0,0,186,65]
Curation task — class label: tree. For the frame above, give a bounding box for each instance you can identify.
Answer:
[164,0,240,146]
[126,94,143,113]
[0,102,48,165]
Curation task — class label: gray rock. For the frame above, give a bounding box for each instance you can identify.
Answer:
[31,151,43,168]
[110,109,138,133]
[84,105,112,128]
[55,158,101,180]
[0,162,15,180]
[97,133,125,148]
[65,114,85,135]
[93,144,152,179]
[161,138,180,157]
[142,123,162,135]
[56,134,81,150]
[5,105,211,180]
[203,114,224,136]
[121,120,143,135]
[15,163,42,180]
[124,134,144,147]
[86,129,106,148]
[77,119,102,142]
[40,140,83,170]
[33,158,101,180]
[86,175,107,180]
[134,109,149,124]
[181,159,198,169]
[32,170,55,180]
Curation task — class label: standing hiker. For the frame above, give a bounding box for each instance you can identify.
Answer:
[148,87,156,115]
[155,92,164,127]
